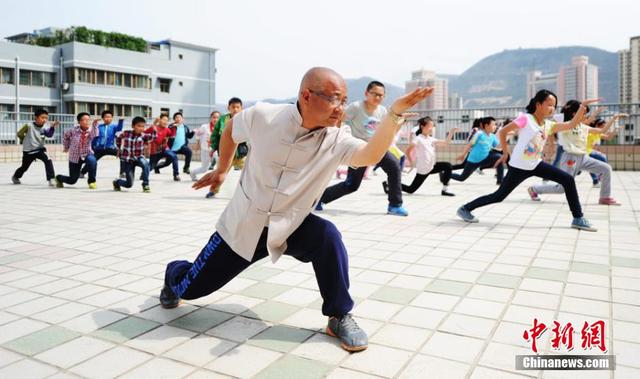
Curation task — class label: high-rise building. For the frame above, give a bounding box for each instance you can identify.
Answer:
[448,93,463,109]
[557,56,598,104]
[405,69,448,110]
[526,71,558,100]
[619,36,640,103]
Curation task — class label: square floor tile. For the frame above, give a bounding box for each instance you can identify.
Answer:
[164,335,237,367]
[207,315,270,342]
[168,308,234,333]
[248,325,315,353]
[91,316,160,343]
[341,343,413,378]
[69,346,152,379]
[254,354,332,379]
[34,336,114,368]
[2,326,80,356]
[125,325,196,355]
[205,344,282,378]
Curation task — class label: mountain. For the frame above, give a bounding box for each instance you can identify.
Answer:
[447,46,618,107]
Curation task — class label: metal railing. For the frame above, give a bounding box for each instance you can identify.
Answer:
[398,103,640,146]
[2,103,639,146]
[0,112,211,145]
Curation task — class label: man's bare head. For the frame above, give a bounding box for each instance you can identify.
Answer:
[298,67,348,129]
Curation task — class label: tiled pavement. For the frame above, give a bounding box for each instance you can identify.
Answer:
[0,159,639,379]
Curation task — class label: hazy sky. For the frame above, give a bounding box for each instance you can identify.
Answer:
[2,0,638,102]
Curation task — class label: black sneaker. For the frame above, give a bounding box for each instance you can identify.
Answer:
[326,314,368,352]
[441,190,455,196]
[183,168,190,174]
[382,181,389,194]
[112,180,121,191]
[142,185,150,193]
[173,175,181,181]
[11,176,20,184]
[154,168,160,174]
[159,285,181,309]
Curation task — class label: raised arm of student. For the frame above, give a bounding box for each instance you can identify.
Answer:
[551,98,601,133]
[349,87,433,167]
[590,113,628,135]
[436,127,459,148]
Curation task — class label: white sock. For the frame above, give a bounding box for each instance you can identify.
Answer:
[442,185,449,192]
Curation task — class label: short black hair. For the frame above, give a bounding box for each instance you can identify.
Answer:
[76,112,90,122]
[210,110,220,117]
[228,97,243,106]
[591,118,606,128]
[366,81,385,92]
[34,108,49,117]
[159,113,169,119]
[132,116,146,126]
[480,116,496,128]
[101,110,113,118]
[172,112,183,120]
[472,118,482,129]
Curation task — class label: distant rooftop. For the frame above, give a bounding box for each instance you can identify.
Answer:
[5,27,217,54]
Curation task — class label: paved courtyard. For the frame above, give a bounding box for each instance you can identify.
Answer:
[0,159,639,379]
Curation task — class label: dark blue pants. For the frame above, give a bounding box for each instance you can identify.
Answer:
[172,145,192,171]
[164,214,354,317]
[151,150,179,176]
[57,155,97,185]
[117,157,150,187]
[320,150,402,207]
[82,148,124,175]
[589,151,607,183]
[464,161,583,218]
[552,144,565,167]
[451,151,504,184]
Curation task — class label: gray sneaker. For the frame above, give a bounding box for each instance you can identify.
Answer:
[327,314,368,352]
[457,206,479,223]
[11,176,20,184]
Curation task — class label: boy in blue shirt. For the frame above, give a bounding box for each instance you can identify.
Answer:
[451,117,504,184]
[81,110,125,178]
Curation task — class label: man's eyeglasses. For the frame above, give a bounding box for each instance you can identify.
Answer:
[309,89,348,108]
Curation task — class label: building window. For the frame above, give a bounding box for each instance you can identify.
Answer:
[71,68,151,90]
[437,116,444,124]
[461,115,470,123]
[0,67,14,84]
[19,105,56,114]
[71,102,150,118]
[160,107,170,116]
[159,78,171,93]
[18,70,55,88]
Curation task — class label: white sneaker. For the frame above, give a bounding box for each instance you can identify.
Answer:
[48,179,55,187]
[190,172,197,182]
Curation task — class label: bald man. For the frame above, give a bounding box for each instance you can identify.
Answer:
[160,67,433,352]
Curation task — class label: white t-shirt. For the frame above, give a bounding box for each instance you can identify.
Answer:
[509,113,555,171]
[195,123,212,150]
[557,123,589,155]
[344,101,387,142]
[413,134,438,175]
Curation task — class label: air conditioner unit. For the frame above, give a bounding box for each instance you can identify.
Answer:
[61,82,69,91]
